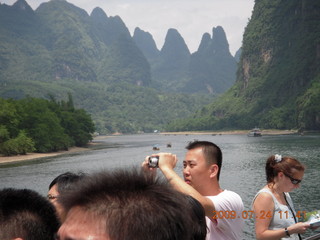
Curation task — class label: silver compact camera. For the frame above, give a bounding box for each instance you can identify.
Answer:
[148,156,159,168]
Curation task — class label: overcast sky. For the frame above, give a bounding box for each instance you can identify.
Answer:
[1,0,255,55]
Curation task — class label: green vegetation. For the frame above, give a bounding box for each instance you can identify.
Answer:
[167,0,320,132]
[0,96,95,155]
[1,0,319,134]
[0,77,214,134]
[0,1,215,134]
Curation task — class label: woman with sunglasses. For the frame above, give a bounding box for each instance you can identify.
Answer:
[252,154,310,240]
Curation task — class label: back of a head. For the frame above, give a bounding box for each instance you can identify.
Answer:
[0,188,59,240]
[60,168,194,240]
[185,196,207,240]
[49,171,86,193]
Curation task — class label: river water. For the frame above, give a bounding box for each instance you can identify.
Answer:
[0,133,319,239]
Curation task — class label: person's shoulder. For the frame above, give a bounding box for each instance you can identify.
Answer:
[217,190,244,209]
[255,188,273,199]
[222,189,242,199]
[254,190,274,206]
[206,190,243,203]
[252,191,275,214]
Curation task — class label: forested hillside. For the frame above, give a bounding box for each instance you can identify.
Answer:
[168,0,320,132]
[0,96,95,155]
[0,0,221,134]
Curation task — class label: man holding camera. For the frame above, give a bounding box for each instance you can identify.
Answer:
[143,140,244,240]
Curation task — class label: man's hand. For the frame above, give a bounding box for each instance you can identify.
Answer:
[157,152,178,170]
[141,156,158,177]
[145,152,216,218]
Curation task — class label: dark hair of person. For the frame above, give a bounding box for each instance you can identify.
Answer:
[59,168,194,240]
[185,195,207,240]
[0,188,60,240]
[265,155,305,184]
[49,171,86,193]
[186,140,223,180]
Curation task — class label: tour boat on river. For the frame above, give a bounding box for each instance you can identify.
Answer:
[247,128,262,137]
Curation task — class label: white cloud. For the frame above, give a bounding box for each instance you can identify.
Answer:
[1,0,254,55]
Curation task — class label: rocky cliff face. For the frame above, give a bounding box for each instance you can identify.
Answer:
[0,0,151,86]
[133,26,237,94]
[238,0,320,103]
[12,0,33,12]
[186,26,237,94]
[188,0,320,131]
[150,28,191,91]
[0,0,218,134]
[133,27,159,61]
[1,0,237,94]
[91,7,131,46]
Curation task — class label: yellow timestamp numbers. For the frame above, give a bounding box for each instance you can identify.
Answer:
[212,210,307,220]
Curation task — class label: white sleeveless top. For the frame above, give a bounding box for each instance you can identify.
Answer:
[253,188,299,240]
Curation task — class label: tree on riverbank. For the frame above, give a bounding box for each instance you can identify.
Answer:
[0,96,95,156]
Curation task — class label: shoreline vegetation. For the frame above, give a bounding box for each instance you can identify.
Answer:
[160,129,298,135]
[0,129,299,165]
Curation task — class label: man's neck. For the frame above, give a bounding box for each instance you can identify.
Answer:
[198,181,223,196]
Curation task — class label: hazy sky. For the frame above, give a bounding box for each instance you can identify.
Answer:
[1,0,255,55]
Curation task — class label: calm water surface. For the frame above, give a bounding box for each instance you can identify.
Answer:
[1,133,319,239]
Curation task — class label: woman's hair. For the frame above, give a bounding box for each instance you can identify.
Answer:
[265,155,305,184]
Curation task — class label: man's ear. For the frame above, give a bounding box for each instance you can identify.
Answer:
[209,164,219,178]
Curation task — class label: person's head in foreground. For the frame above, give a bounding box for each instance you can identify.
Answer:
[56,168,195,240]
[185,195,207,240]
[0,188,60,240]
[48,171,86,222]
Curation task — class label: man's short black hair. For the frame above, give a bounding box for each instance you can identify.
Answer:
[186,140,223,180]
[59,168,194,240]
[0,188,60,240]
[49,171,86,193]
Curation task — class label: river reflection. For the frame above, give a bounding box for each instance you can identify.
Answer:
[0,133,319,239]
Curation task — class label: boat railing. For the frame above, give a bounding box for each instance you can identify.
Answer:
[304,233,320,240]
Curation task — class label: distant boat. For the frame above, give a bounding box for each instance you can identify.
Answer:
[248,128,262,137]
[152,144,160,150]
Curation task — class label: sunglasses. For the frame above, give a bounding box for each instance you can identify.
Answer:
[283,173,302,185]
[47,194,58,200]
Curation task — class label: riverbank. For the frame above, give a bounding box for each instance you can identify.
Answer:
[0,137,111,165]
[0,130,297,165]
[0,146,90,164]
[161,129,298,135]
